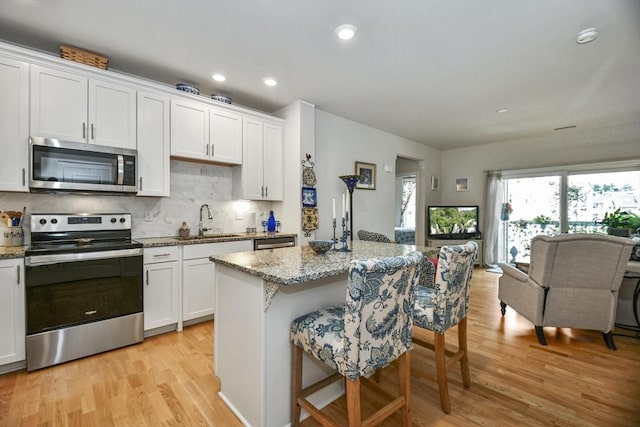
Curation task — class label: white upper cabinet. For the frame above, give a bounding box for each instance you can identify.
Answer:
[137,91,170,197]
[210,106,242,164]
[233,116,283,201]
[0,56,29,192]
[30,64,136,149]
[170,98,242,165]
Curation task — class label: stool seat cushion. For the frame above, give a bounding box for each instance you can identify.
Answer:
[291,305,346,373]
[291,252,424,380]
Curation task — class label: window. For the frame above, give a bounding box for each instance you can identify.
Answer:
[400,176,416,228]
[502,163,639,263]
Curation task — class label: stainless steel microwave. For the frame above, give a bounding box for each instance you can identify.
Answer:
[29,137,137,194]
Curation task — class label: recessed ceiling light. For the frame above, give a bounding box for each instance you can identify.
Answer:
[496,108,509,113]
[262,77,277,87]
[212,74,226,82]
[577,28,598,44]
[335,24,358,41]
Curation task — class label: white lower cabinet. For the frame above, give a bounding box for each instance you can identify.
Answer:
[0,258,25,367]
[143,246,180,332]
[182,240,252,322]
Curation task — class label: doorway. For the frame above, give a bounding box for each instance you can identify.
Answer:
[395,156,422,245]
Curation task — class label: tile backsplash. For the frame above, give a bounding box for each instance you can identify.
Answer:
[0,160,274,243]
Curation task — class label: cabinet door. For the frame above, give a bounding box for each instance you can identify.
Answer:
[0,259,25,366]
[182,258,215,321]
[242,117,265,199]
[210,106,242,165]
[143,261,180,331]
[137,91,170,196]
[0,57,29,192]
[262,121,283,201]
[30,64,88,143]
[170,99,209,160]
[88,79,137,149]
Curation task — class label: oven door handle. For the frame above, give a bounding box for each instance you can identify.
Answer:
[25,248,143,266]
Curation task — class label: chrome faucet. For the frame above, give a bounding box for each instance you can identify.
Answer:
[199,204,213,237]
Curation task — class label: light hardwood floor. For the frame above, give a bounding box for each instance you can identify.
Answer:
[1,268,639,426]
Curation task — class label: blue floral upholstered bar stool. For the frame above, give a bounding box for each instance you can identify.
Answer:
[290,251,424,427]
[412,241,478,414]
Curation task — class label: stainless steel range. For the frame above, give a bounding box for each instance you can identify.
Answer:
[24,213,143,371]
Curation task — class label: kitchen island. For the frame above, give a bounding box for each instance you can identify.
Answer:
[210,240,438,427]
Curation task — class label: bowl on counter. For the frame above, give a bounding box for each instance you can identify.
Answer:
[308,240,333,254]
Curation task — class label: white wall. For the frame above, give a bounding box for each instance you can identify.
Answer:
[314,109,441,244]
[440,126,640,232]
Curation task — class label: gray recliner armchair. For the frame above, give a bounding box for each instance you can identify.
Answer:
[499,233,634,349]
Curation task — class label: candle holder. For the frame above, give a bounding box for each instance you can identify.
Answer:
[331,218,339,251]
[340,212,351,251]
[339,174,360,241]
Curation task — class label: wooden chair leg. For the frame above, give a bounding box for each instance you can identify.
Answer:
[458,317,471,387]
[434,332,451,414]
[291,343,303,427]
[397,351,412,427]
[345,378,362,427]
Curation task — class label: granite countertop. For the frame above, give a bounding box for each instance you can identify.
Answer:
[137,232,296,248]
[210,240,439,286]
[0,245,28,260]
[1,232,297,258]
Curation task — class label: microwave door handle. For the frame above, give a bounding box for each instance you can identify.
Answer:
[117,154,124,185]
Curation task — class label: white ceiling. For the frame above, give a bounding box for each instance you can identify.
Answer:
[1,0,639,150]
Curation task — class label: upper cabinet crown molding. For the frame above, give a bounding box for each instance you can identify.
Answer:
[0,40,283,123]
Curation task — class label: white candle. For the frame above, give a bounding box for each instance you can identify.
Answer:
[346,192,349,214]
[332,198,336,219]
[342,193,346,219]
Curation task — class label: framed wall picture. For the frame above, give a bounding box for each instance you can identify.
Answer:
[431,175,440,191]
[301,187,317,207]
[355,161,376,190]
[456,177,470,192]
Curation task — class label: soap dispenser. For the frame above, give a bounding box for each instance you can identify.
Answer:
[179,221,190,239]
[267,211,277,233]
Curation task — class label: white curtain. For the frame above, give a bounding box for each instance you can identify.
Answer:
[483,171,505,267]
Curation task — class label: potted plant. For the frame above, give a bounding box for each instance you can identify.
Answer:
[598,208,640,237]
[532,214,552,230]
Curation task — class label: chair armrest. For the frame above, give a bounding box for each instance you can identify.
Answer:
[499,263,530,283]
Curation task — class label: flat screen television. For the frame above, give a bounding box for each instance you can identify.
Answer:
[427,206,479,239]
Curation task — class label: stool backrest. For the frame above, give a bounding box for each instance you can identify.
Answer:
[343,251,423,379]
[428,242,477,332]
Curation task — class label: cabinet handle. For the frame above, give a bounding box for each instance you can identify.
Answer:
[91,123,95,139]
[265,186,268,198]
[16,266,20,285]
[211,144,214,157]
[206,144,209,156]
[82,122,86,139]
[146,270,149,285]
[261,186,264,197]
[22,168,26,186]
[153,253,171,257]
[139,177,143,191]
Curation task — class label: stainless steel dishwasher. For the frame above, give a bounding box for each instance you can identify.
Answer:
[253,235,296,250]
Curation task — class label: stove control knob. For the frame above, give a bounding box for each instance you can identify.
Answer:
[111,217,117,223]
[39,218,47,225]
[51,218,58,224]
[119,217,126,223]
